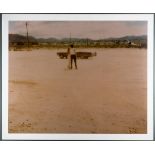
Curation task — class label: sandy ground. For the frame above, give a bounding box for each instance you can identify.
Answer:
[8,48,147,133]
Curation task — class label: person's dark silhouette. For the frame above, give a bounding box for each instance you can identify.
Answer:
[70,44,77,69]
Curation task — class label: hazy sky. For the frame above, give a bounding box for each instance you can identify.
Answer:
[9,21,147,39]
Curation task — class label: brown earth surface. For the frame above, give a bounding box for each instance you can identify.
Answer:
[8,48,147,133]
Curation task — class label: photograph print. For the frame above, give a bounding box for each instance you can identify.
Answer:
[2,14,154,140]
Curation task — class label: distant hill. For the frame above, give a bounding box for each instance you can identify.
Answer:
[37,37,58,43]
[9,34,147,43]
[103,35,147,41]
[9,34,38,43]
[9,34,147,48]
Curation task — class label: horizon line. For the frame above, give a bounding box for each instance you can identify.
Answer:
[9,33,147,40]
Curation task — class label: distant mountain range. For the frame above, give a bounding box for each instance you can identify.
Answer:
[9,34,37,43]
[103,35,147,41]
[9,34,147,43]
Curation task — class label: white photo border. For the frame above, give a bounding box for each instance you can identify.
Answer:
[2,14,154,140]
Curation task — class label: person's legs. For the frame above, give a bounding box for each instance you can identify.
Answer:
[73,55,77,69]
[71,55,73,69]
[67,48,71,69]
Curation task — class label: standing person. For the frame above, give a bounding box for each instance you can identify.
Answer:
[70,44,77,69]
[67,46,71,69]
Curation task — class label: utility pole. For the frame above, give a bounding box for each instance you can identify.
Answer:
[70,33,71,44]
[25,22,29,50]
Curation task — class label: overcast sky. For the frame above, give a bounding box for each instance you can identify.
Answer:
[9,21,147,39]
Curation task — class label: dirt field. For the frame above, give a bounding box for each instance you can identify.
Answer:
[8,48,147,133]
